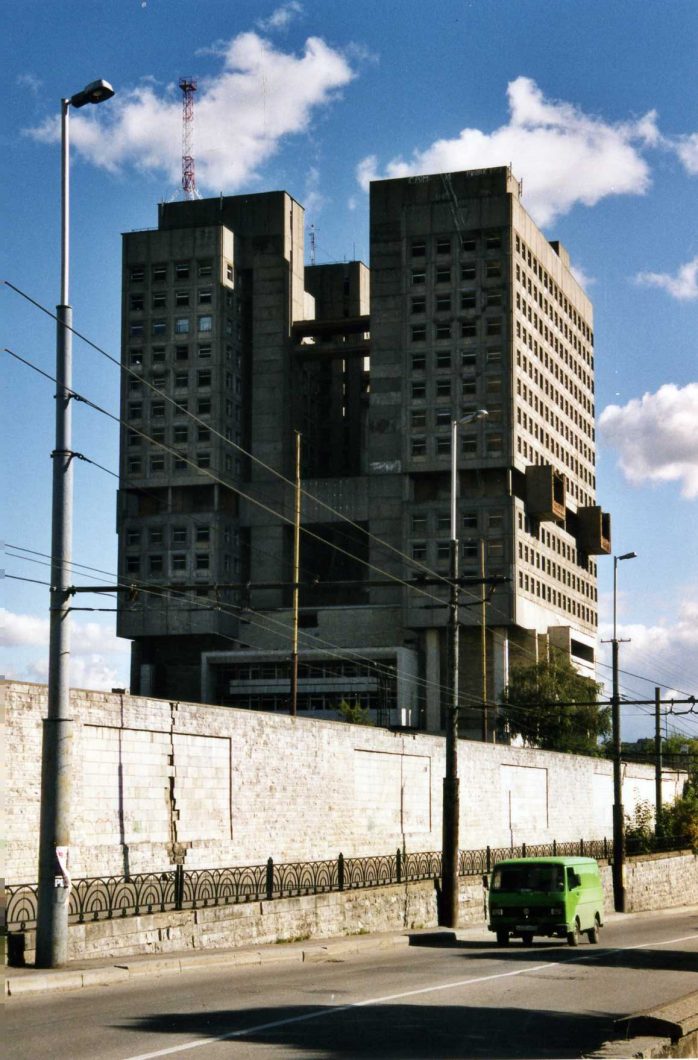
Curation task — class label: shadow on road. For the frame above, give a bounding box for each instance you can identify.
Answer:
[118,1002,614,1058]
[451,939,698,975]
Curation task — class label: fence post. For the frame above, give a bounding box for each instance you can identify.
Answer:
[553,839,557,856]
[396,848,402,884]
[338,852,344,892]
[522,842,526,858]
[580,838,585,856]
[486,846,491,873]
[604,836,608,860]
[266,857,274,901]
[175,860,183,911]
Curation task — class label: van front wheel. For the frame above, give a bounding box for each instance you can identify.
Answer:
[587,915,601,944]
[567,921,580,947]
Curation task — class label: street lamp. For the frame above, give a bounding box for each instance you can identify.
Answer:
[441,408,488,927]
[35,79,115,969]
[611,550,636,914]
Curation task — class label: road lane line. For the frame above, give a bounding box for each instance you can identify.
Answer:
[121,931,698,1060]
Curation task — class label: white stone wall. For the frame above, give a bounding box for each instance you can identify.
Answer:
[3,681,687,882]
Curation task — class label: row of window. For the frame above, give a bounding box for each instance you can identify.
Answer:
[125,524,213,547]
[130,288,214,311]
[516,344,594,430]
[128,260,233,284]
[126,393,241,421]
[411,348,501,372]
[410,260,502,286]
[410,290,503,314]
[410,404,502,430]
[125,452,242,476]
[124,552,239,576]
[410,511,504,535]
[411,233,503,257]
[517,570,596,626]
[128,344,215,365]
[516,373,593,466]
[516,288,593,391]
[411,537,505,565]
[411,318,503,342]
[410,433,504,458]
[129,315,217,339]
[411,377,502,401]
[515,234,592,346]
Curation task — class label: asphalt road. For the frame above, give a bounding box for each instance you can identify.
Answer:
[6,910,698,1059]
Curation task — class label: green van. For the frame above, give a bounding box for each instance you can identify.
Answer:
[485,856,604,947]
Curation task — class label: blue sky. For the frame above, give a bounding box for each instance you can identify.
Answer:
[2,0,697,743]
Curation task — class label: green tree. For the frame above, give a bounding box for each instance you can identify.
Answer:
[337,699,374,726]
[500,656,609,756]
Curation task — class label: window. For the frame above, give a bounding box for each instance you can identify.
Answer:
[463,540,478,563]
[411,515,427,534]
[196,526,210,543]
[127,429,140,447]
[412,542,427,561]
[149,555,164,574]
[462,352,477,370]
[125,555,140,574]
[198,315,213,333]
[411,324,426,342]
[411,437,427,456]
[198,344,212,359]
[436,436,450,455]
[175,290,190,307]
[487,290,503,307]
[151,320,166,337]
[152,291,167,309]
[152,264,167,282]
[198,288,212,305]
[126,529,140,547]
[462,322,477,339]
[411,382,426,400]
[411,409,426,428]
[461,291,477,311]
[198,262,213,278]
[129,266,144,282]
[174,425,188,444]
[149,527,163,545]
[150,455,165,472]
[174,317,190,335]
[486,260,502,278]
[151,401,165,417]
[175,262,190,279]
[462,380,477,398]
[411,240,426,257]
[197,369,212,387]
[435,408,451,427]
[128,378,142,394]
[486,433,504,455]
[436,513,450,534]
[172,553,187,572]
[435,323,451,340]
[411,295,426,314]
[130,294,144,311]
[461,435,477,456]
[175,345,189,362]
[128,401,142,419]
[435,267,451,284]
[461,264,476,281]
[129,351,143,367]
[461,238,476,253]
[197,452,211,468]
[198,398,212,415]
[435,294,451,312]
[436,350,451,369]
[488,512,504,531]
[129,323,144,338]
[436,541,450,562]
[436,238,451,255]
[195,553,210,571]
[152,346,165,362]
[226,262,234,282]
[486,319,502,336]
[411,353,426,371]
[486,234,502,250]
[436,379,451,398]
[173,456,187,472]
[197,426,211,442]
[463,512,478,530]
[174,371,188,388]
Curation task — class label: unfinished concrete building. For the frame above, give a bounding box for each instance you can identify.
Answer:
[117,167,609,737]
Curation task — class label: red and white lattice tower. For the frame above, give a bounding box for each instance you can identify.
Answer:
[179,77,197,199]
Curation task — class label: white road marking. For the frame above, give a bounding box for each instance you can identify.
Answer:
[122,932,698,1059]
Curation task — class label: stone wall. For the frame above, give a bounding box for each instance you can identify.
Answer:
[4,680,687,883]
[13,853,697,965]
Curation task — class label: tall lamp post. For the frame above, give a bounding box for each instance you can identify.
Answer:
[441,408,488,927]
[611,550,636,914]
[35,80,115,969]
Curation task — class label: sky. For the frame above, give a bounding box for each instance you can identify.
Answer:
[2,0,697,744]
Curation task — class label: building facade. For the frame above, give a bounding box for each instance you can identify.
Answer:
[117,167,610,736]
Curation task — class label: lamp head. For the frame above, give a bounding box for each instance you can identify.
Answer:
[617,551,637,562]
[69,80,115,109]
[459,409,488,426]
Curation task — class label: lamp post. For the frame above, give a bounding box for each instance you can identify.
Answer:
[441,408,488,927]
[611,550,636,914]
[35,80,115,969]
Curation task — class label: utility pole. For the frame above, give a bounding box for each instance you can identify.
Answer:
[480,537,488,742]
[290,431,301,716]
[655,686,663,838]
[610,550,636,914]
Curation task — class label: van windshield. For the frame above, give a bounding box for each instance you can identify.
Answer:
[491,863,564,893]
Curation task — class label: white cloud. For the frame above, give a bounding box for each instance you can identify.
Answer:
[303,165,327,216]
[256,2,303,32]
[635,256,698,301]
[599,383,698,499]
[570,263,595,290]
[16,72,42,96]
[356,77,659,227]
[675,132,698,175]
[26,30,355,194]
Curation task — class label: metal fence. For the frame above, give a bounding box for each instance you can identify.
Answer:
[4,835,687,933]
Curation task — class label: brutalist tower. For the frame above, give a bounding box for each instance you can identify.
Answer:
[117,167,609,736]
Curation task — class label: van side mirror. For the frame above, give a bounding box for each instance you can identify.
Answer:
[572,872,581,889]
[482,874,489,890]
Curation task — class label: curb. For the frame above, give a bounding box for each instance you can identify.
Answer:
[5,929,419,998]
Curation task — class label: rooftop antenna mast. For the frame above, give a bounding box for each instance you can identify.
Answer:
[179,77,197,200]
[309,223,317,266]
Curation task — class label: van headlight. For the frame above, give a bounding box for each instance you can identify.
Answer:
[492,908,504,917]
[549,905,564,916]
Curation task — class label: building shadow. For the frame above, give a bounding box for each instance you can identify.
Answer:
[118,1002,614,1058]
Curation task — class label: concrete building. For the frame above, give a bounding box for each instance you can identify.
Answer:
[117,167,610,736]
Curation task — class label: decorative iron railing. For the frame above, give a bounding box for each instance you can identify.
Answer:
[5,834,689,933]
